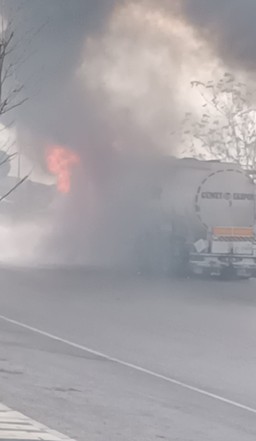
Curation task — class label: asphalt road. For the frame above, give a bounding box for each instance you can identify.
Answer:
[0,267,255,440]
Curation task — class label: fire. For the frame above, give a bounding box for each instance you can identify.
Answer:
[46,145,79,193]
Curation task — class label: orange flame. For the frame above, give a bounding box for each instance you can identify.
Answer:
[46,145,79,193]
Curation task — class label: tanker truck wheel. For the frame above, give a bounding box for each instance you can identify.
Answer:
[168,237,190,278]
[220,267,251,281]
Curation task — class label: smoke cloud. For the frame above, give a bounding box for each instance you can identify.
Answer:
[2,0,244,266]
[7,0,209,159]
[180,0,256,71]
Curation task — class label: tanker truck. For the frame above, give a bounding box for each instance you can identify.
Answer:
[134,157,256,278]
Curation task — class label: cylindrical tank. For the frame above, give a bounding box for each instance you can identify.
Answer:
[158,158,255,237]
[111,156,255,234]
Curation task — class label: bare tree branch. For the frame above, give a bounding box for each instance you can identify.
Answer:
[0,151,16,167]
[0,174,29,203]
[0,96,27,115]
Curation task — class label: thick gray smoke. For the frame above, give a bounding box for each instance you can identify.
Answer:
[3,0,182,265]
[5,0,255,266]
[181,0,256,71]
[7,0,185,157]
[7,0,117,155]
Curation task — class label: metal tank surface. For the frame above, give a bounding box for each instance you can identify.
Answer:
[158,158,255,235]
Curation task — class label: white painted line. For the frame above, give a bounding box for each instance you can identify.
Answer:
[0,404,75,440]
[0,314,256,416]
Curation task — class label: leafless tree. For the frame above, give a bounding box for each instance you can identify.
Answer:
[180,72,256,172]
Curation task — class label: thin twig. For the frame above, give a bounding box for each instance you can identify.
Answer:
[0,174,29,203]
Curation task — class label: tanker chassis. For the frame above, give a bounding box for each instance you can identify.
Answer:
[135,158,256,279]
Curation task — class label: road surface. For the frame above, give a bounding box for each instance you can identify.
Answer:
[0,267,255,440]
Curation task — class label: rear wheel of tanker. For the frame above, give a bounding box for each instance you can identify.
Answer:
[219,267,233,280]
[168,238,190,278]
[220,267,251,281]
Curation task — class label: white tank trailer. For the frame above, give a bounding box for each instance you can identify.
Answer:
[133,157,256,278]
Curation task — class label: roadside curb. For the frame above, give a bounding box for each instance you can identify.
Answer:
[0,403,75,440]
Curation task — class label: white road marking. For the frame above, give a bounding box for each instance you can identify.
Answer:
[0,314,256,416]
[0,404,75,440]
